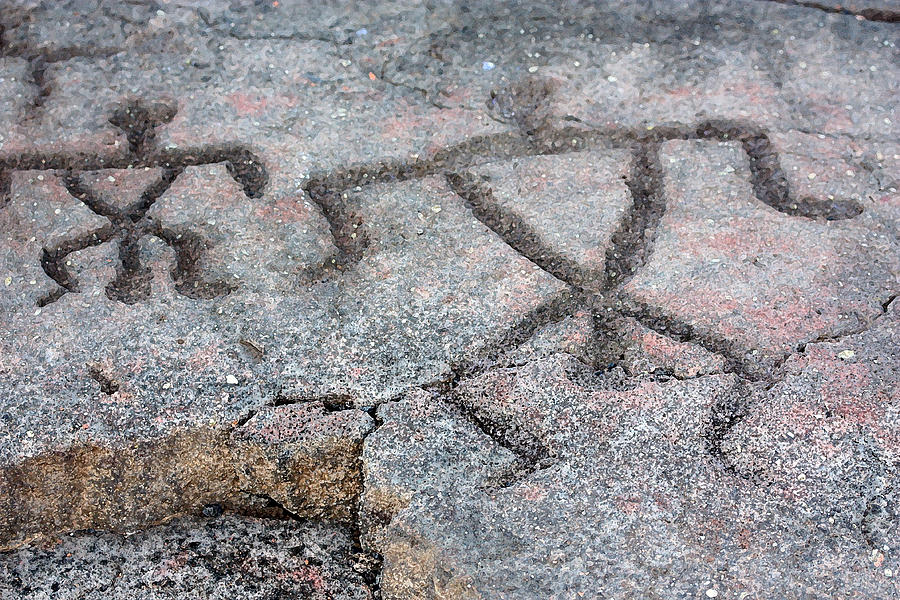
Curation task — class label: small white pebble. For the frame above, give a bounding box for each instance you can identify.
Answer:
[528,65,539,73]
[706,590,718,598]
[226,374,239,385]
[838,350,855,360]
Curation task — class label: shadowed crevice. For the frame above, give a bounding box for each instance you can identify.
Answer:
[765,0,900,22]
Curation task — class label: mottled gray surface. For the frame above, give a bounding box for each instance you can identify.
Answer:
[622,140,898,375]
[379,354,898,599]
[0,0,898,598]
[0,514,371,599]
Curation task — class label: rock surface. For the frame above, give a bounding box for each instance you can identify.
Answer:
[622,139,897,376]
[0,514,371,600]
[379,354,898,599]
[0,1,897,598]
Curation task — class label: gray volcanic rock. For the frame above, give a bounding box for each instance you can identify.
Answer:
[380,354,899,599]
[458,150,633,289]
[0,1,897,597]
[622,139,898,376]
[360,389,518,553]
[0,514,371,600]
[723,299,900,545]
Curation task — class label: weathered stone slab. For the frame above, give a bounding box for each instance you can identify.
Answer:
[767,129,900,237]
[723,300,899,535]
[279,175,568,403]
[75,168,167,215]
[507,307,597,367]
[360,389,518,553]
[380,354,898,598]
[0,57,31,152]
[0,1,898,595]
[0,164,563,547]
[0,171,111,312]
[622,139,898,375]
[147,163,328,294]
[613,314,728,378]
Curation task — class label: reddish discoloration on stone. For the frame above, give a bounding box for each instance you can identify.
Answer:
[148,163,324,292]
[724,302,899,532]
[623,140,898,374]
[1,2,898,595]
[463,151,632,290]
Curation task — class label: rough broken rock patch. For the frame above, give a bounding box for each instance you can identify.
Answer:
[0,514,371,600]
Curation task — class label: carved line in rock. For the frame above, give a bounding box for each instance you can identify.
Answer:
[300,117,890,502]
[765,0,900,23]
[304,120,864,277]
[302,119,867,386]
[1,100,270,305]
